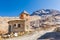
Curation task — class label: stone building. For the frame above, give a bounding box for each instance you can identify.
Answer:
[30,16,41,28]
[55,14,60,27]
[8,10,31,34]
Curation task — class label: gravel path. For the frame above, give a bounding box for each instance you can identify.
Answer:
[4,27,56,40]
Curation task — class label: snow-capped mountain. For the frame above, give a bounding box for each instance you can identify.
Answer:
[31,9,60,26]
[31,9,60,16]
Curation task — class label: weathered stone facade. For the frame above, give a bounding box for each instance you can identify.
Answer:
[8,20,26,33]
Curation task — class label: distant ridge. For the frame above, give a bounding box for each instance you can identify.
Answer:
[31,9,60,16]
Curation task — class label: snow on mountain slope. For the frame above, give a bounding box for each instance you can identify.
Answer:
[31,9,60,16]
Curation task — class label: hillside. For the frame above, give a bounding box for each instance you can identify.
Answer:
[0,17,19,34]
[31,9,60,25]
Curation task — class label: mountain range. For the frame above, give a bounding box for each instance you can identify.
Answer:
[31,9,60,16]
[30,9,60,27]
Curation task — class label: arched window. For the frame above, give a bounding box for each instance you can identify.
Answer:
[20,14,24,19]
[14,24,16,26]
[9,25,11,33]
[13,24,16,28]
[21,14,24,17]
[9,25,11,27]
[18,24,21,27]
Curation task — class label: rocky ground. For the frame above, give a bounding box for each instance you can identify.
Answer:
[4,27,56,40]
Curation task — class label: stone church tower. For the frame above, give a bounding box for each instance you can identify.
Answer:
[19,10,30,20]
[19,10,31,31]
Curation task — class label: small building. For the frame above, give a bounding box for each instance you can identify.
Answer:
[8,10,31,34]
[8,20,24,33]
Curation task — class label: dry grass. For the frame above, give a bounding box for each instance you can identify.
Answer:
[0,17,19,34]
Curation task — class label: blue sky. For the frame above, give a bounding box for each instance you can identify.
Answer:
[0,0,60,16]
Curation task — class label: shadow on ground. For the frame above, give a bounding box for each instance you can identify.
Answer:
[37,32,60,40]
